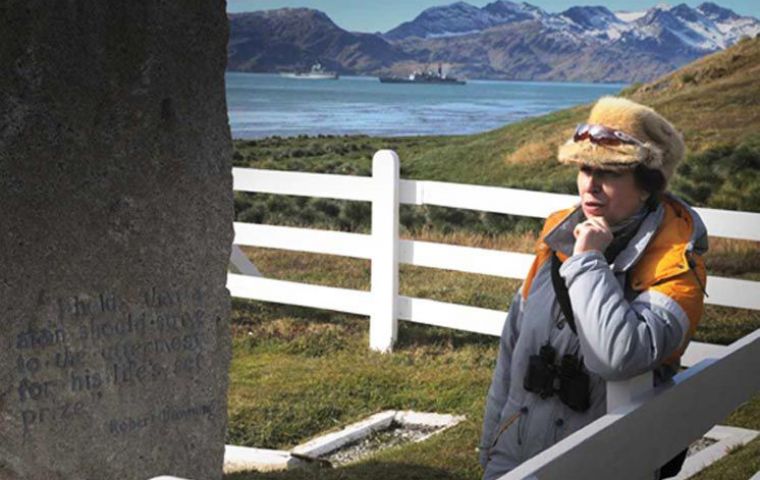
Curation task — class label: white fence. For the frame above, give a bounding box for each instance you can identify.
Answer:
[227,150,760,478]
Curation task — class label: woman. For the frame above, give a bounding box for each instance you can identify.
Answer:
[479,97,708,479]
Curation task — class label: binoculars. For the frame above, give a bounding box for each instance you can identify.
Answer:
[523,344,591,412]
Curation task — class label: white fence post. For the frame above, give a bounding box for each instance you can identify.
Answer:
[370,150,400,352]
[606,372,653,412]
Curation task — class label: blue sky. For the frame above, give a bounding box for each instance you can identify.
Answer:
[226,0,759,32]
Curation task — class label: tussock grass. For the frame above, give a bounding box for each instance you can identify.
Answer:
[706,238,760,281]
[406,227,537,252]
[631,37,760,151]
[503,123,574,166]
[504,140,555,165]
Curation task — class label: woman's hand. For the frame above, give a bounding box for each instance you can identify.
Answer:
[573,216,613,255]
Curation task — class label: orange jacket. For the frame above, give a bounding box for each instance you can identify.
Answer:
[524,195,707,365]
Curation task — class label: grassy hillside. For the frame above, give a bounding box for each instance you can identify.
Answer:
[628,35,760,151]
[226,38,760,480]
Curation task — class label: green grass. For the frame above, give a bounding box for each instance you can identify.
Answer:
[691,436,760,480]
[224,231,759,479]
[226,301,496,480]
[222,241,760,480]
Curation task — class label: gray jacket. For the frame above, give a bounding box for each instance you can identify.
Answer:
[480,195,708,479]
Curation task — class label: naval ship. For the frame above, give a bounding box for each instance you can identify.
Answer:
[379,64,465,85]
[280,62,339,80]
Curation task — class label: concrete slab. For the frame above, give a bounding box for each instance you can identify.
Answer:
[224,445,307,473]
[292,410,397,457]
[674,425,759,479]
[222,409,466,474]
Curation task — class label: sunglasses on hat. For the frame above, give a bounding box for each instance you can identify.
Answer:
[573,124,645,147]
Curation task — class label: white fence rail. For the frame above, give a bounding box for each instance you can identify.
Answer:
[228,150,760,478]
[229,151,760,355]
[502,329,760,480]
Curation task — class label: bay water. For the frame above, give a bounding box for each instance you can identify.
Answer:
[226,72,626,139]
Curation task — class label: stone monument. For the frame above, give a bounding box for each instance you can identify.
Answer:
[0,2,233,479]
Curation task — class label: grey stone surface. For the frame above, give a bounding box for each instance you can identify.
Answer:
[0,2,233,480]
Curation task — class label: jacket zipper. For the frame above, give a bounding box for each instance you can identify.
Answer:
[517,406,529,446]
[687,256,708,297]
[553,417,565,443]
[487,411,521,460]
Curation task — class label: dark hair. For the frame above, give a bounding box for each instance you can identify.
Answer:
[633,164,666,210]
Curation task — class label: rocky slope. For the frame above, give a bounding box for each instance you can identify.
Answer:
[227,8,410,73]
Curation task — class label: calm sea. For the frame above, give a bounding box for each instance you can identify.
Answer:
[226,72,626,139]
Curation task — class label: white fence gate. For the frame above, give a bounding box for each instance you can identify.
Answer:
[227,150,760,479]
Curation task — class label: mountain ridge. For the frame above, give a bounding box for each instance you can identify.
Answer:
[227,2,760,82]
[227,8,411,73]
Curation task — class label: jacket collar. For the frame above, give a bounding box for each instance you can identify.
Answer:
[543,202,665,273]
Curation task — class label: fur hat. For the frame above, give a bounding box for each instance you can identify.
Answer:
[557,97,684,183]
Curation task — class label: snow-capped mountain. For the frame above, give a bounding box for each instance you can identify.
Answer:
[482,0,544,20]
[622,4,723,51]
[384,1,759,53]
[552,6,631,41]
[598,2,759,62]
[561,6,625,32]
[697,2,760,44]
[614,10,648,23]
[229,2,760,82]
[384,1,541,40]
[698,1,734,21]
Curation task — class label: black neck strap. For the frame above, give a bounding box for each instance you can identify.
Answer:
[550,252,577,335]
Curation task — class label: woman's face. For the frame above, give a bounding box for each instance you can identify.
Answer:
[577,165,648,225]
